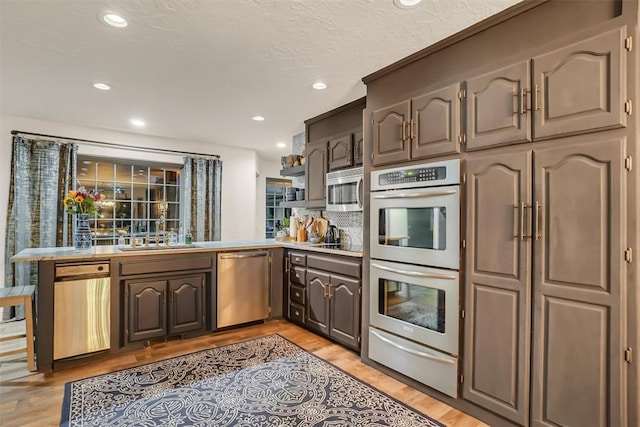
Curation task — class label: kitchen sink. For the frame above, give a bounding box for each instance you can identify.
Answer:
[118,244,200,251]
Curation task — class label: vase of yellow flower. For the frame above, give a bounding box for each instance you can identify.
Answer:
[63,186,102,249]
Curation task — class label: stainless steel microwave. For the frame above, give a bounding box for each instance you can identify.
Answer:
[326,167,363,212]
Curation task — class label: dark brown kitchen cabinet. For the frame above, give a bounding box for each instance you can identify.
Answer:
[327,274,360,349]
[286,251,307,326]
[353,131,364,166]
[306,268,331,335]
[532,27,627,141]
[372,100,411,166]
[372,83,461,166]
[464,136,626,426]
[463,150,532,425]
[465,60,531,151]
[411,83,462,160]
[125,274,204,343]
[305,139,328,209]
[126,280,167,342]
[328,134,354,170]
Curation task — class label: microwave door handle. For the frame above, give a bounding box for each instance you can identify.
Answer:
[372,189,457,199]
[370,329,456,365]
[356,177,363,208]
[371,262,457,280]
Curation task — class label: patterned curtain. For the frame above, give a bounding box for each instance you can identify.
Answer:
[182,157,222,242]
[3,136,77,320]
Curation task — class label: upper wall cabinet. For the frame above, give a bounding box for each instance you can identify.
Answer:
[372,83,461,166]
[328,134,354,171]
[532,26,627,140]
[353,131,364,166]
[305,139,328,209]
[466,61,531,151]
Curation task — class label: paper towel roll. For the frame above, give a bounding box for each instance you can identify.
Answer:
[289,216,297,237]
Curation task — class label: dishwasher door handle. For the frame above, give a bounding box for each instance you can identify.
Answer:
[219,252,268,259]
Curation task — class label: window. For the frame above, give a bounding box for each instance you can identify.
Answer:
[77,156,182,245]
[265,178,291,238]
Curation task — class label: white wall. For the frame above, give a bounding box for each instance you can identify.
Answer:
[1,114,280,282]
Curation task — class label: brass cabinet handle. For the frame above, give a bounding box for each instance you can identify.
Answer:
[410,118,416,140]
[294,310,300,316]
[534,201,542,240]
[401,120,407,142]
[534,84,541,111]
[521,88,528,114]
[295,273,299,279]
[328,284,333,299]
[323,284,330,298]
[520,202,533,240]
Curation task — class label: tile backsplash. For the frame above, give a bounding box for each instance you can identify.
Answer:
[292,208,363,247]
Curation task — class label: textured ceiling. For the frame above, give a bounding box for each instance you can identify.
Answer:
[0,0,522,160]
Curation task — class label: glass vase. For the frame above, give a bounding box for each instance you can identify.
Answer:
[74,213,93,249]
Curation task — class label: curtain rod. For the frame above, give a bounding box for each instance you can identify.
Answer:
[10,130,221,159]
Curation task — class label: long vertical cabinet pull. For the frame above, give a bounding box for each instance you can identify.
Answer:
[515,202,533,240]
[401,120,407,142]
[534,201,542,240]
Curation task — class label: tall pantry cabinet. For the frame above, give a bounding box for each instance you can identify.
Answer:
[463,25,630,427]
[361,1,637,426]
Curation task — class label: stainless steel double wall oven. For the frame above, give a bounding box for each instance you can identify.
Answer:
[368,159,461,398]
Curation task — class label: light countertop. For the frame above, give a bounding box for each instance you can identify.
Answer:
[11,239,363,262]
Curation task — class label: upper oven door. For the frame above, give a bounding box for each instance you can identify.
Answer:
[370,185,459,269]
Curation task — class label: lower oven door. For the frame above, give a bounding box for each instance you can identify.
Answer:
[369,259,459,356]
[369,326,458,398]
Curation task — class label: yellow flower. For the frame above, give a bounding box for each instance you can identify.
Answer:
[74,195,84,203]
[63,197,73,207]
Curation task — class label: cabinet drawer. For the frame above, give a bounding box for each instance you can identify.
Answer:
[307,254,361,278]
[119,255,212,276]
[290,284,305,305]
[290,266,305,285]
[290,252,307,266]
[289,303,305,324]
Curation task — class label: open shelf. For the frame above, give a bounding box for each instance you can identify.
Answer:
[279,165,305,177]
[279,200,305,208]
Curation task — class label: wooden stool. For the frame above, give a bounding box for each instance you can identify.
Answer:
[0,285,36,371]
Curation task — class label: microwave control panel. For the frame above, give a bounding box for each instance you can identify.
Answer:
[371,159,460,191]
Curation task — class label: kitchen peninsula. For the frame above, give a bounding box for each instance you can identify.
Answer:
[11,240,363,372]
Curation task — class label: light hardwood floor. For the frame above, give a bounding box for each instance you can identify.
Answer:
[0,320,487,426]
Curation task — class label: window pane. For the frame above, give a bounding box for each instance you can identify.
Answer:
[116,163,132,182]
[150,167,165,184]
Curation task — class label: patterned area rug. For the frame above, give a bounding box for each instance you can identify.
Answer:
[61,334,443,426]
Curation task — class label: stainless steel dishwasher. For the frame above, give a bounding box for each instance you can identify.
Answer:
[54,262,110,360]
[217,251,270,328]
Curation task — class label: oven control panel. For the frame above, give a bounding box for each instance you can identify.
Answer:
[377,166,446,186]
[371,159,460,191]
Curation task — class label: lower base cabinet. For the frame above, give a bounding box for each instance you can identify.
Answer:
[125,274,205,343]
[286,250,362,351]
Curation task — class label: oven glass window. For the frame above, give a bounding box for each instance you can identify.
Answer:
[328,182,358,205]
[378,279,446,333]
[378,207,446,250]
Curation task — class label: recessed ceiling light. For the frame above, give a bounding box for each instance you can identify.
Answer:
[100,12,128,28]
[92,82,111,91]
[129,118,145,127]
[393,0,423,9]
[276,142,287,148]
[252,116,265,121]
[82,160,92,165]
[312,82,327,90]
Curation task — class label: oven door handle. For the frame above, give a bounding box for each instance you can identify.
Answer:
[371,262,457,280]
[356,177,363,209]
[370,329,456,365]
[372,189,457,199]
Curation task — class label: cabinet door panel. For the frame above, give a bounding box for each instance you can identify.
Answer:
[463,151,531,425]
[305,140,328,208]
[168,275,203,335]
[372,100,411,166]
[127,280,166,342]
[306,269,330,335]
[412,83,461,159]
[532,138,625,427]
[329,274,360,350]
[466,61,531,151]
[533,27,626,140]
[353,131,364,166]
[328,134,353,171]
